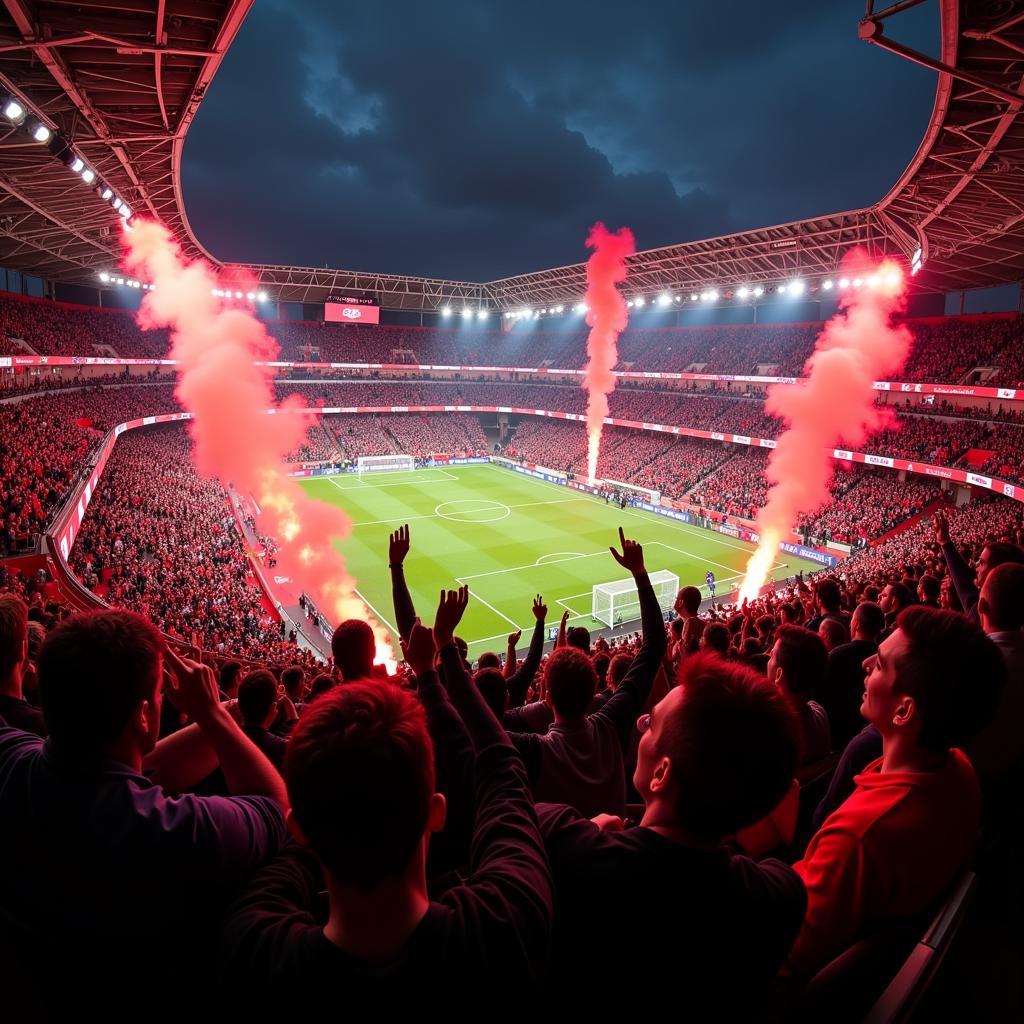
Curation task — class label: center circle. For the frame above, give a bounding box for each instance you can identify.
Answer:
[434,499,511,523]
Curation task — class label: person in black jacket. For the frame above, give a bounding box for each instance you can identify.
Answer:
[219,588,552,1010]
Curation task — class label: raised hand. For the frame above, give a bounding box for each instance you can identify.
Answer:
[609,526,646,575]
[933,509,950,546]
[163,645,222,722]
[401,617,437,676]
[389,524,410,566]
[532,594,548,621]
[507,628,523,647]
[434,585,470,648]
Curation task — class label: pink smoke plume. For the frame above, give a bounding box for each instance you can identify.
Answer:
[738,252,912,601]
[121,219,396,668]
[582,223,635,483]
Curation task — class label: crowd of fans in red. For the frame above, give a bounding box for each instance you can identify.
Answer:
[4,291,1024,385]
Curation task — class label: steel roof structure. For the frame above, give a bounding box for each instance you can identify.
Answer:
[0,0,1021,312]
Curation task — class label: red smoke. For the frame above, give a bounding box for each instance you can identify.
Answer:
[582,223,634,483]
[739,251,912,600]
[121,219,395,667]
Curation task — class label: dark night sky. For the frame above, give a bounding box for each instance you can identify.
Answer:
[181,1,939,282]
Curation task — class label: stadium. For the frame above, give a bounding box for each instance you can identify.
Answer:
[0,0,1022,1019]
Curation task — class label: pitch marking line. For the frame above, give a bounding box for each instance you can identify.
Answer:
[610,503,775,557]
[353,587,400,639]
[350,496,590,529]
[466,588,521,631]
[323,469,459,491]
[458,549,606,581]
[536,551,585,564]
[435,499,510,523]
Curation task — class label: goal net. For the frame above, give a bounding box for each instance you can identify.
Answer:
[357,454,415,474]
[592,569,679,628]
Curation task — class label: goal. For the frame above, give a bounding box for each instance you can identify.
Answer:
[357,454,415,474]
[592,569,679,628]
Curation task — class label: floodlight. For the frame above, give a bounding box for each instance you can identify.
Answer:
[867,274,880,288]
[99,272,110,283]
[3,99,24,121]
[852,278,863,288]
[635,296,646,308]
[31,122,50,143]
[737,287,749,299]
[555,305,564,313]
[70,156,84,173]
[788,280,804,296]
[708,290,719,301]
[441,306,451,317]
[838,278,850,289]
[81,167,95,184]
[753,285,764,297]
[257,291,268,302]
[822,280,833,290]
[235,291,243,299]
[246,292,255,300]
[478,309,488,320]
[112,198,123,211]
[626,300,634,308]
[658,293,671,306]
[884,271,900,287]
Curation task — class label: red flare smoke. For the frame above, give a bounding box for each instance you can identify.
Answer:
[121,220,395,667]
[582,223,634,483]
[739,252,912,601]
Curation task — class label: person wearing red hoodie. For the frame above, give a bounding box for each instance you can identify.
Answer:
[787,606,1005,978]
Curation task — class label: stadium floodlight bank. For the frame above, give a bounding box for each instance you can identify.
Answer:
[592,569,679,627]
[357,454,416,474]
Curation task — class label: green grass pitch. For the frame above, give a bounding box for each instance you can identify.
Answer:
[298,463,823,658]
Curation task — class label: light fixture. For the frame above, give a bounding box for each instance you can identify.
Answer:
[70,156,84,173]
[838,278,850,289]
[658,293,671,306]
[635,296,646,308]
[441,306,451,317]
[852,278,863,288]
[737,286,749,299]
[822,279,834,290]
[461,307,473,318]
[3,99,24,122]
[691,293,699,302]
[752,285,764,297]
[81,168,95,184]
[257,291,268,302]
[235,291,243,299]
[31,122,50,143]
[788,279,805,296]
[99,271,110,283]
[477,309,488,320]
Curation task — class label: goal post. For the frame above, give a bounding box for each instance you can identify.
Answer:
[356,454,415,474]
[592,569,679,627]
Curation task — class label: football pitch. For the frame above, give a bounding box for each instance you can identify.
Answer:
[298,463,822,658]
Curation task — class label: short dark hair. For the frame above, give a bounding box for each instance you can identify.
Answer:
[0,594,28,680]
[895,606,1005,754]
[281,665,306,700]
[703,622,730,656]
[918,574,940,602]
[981,563,1024,631]
[885,582,914,610]
[286,681,434,888]
[331,619,375,680]
[545,647,598,719]
[219,660,242,693]
[852,601,885,640]
[677,586,701,615]
[476,651,501,671]
[815,579,841,612]
[661,653,799,838]
[608,652,632,688]
[474,667,507,718]
[567,626,591,654]
[773,624,828,699]
[308,672,335,699]
[238,669,278,726]
[983,541,1024,572]
[39,610,164,759]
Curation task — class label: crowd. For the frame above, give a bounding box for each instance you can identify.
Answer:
[0,486,1020,1016]
[3,289,1024,386]
[67,425,317,669]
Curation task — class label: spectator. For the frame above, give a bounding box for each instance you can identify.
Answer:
[788,607,1005,977]
[238,669,289,770]
[508,529,667,816]
[537,652,804,1013]
[219,593,552,1010]
[0,594,46,736]
[0,610,288,1011]
[331,618,377,681]
[767,625,831,765]
[821,601,885,747]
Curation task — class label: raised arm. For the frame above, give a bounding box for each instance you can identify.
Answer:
[505,595,547,708]
[388,524,417,643]
[596,528,668,740]
[503,629,521,680]
[935,510,979,616]
[146,648,288,810]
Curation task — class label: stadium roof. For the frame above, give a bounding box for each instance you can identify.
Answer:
[0,0,1021,311]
